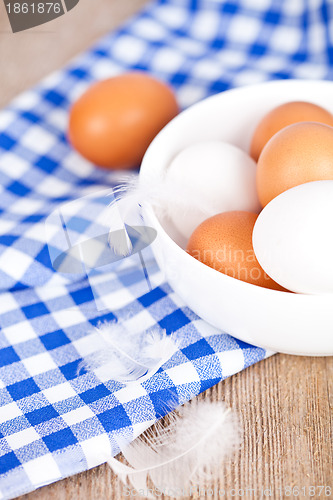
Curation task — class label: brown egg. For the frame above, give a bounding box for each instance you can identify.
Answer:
[68,72,179,169]
[250,101,333,161]
[257,121,333,207]
[187,211,285,290]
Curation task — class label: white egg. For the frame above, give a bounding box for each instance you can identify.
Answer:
[253,181,333,294]
[164,141,260,240]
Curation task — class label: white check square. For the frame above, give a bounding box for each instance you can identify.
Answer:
[0,220,17,236]
[72,332,102,358]
[10,198,44,215]
[0,248,32,281]
[36,177,69,197]
[114,384,148,404]
[227,15,260,44]
[0,402,23,424]
[0,153,30,180]
[123,309,156,334]
[21,127,56,154]
[24,223,48,242]
[23,454,62,486]
[4,321,36,344]
[0,293,18,315]
[36,285,67,302]
[0,110,16,130]
[217,350,244,377]
[270,26,302,53]
[52,309,87,329]
[22,352,57,377]
[13,90,40,111]
[152,48,184,73]
[191,10,220,41]
[43,383,77,404]
[80,434,112,469]
[113,36,147,64]
[166,362,200,386]
[62,406,95,426]
[6,427,40,450]
[95,287,134,311]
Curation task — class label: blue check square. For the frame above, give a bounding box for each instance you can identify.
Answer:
[7,181,30,197]
[0,452,21,476]
[26,405,59,426]
[97,406,132,432]
[0,346,20,368]
[80,385,111,405]
[181,339,216,361]
[43,428,78,452]
[59,360,83,381]
[0,133,16,151]
[40,330,71,350]
[159,309,191,333]
[7,378,41,401]
[22,303,49,320]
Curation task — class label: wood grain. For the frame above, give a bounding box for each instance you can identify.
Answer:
[0,1,332,499]
[0,0,148,107]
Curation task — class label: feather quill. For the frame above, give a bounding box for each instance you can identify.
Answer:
[107,173,212,256]
[107,174,146,256]
[108,399,242,498]
[79,321,178,383]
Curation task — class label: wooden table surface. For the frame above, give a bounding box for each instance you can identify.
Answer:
[0,1,332,498]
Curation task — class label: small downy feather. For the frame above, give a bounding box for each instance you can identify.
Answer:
[79,321,178,384]
[108,399,242,498]
[107,173,212,256]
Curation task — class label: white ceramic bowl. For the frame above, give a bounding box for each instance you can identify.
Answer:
[140,79,333,356]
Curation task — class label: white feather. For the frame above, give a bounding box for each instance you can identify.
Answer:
[107,174,152,256]
[107,173,212,256]
[80,321,178,384]
[108,399,242,498]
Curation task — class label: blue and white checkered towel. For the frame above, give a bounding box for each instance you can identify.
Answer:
[0,0,332,498]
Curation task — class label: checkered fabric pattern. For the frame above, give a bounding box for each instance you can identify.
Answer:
[0,0,332,498]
